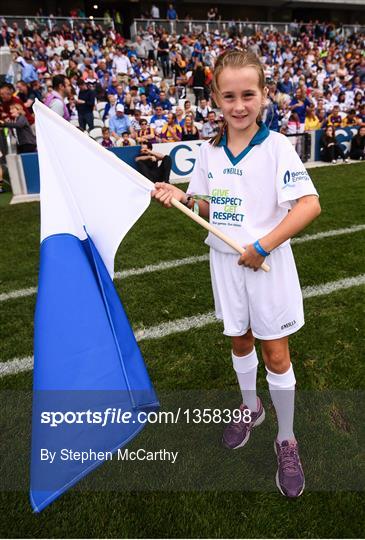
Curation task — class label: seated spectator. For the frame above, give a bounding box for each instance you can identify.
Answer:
[144,77,160,105]
[161,112,182,142]
[123,93,136,115]
[342,109,358,128]
[167,85,178,107]
[277,72,293,95]
[201,111,219,139]
[150,105,167,140]
[155,90,172,111]
[76,79,95,132]
[109,103,134,140]
[136,93,152,116]
[184,100,193,115]
[175,106,185,127]
[320,125,349,164]
[136,118,156,144]
[130,109,142,133]
[349,126,365,160]
[116,131,136,147]
[327,105,343,128]
[0,103,37,153]
[102,94,117,121]
[135,141,172,183]
[195,98,211,122]
[66,95,79,122]
[101,126,114,148]
[181,116,199,140]
[304,105,321,131]
[290,88,311,131]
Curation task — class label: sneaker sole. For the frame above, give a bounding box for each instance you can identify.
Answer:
[274,440,305,498]
[222,407,265,450]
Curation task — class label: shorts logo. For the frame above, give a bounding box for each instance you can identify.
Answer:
[281,320,296,330]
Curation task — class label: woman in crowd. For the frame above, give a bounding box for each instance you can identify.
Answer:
[181,115,199,141]
[320,125,349,164]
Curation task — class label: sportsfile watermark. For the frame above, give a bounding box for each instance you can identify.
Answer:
[40,407,252,428]
[1,390,364,492]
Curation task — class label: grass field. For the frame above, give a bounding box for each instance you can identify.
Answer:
[0,163,364,538]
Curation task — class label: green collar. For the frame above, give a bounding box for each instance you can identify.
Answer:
[218,122,270,166]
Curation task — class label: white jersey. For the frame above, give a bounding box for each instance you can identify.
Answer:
[187,123,318,254]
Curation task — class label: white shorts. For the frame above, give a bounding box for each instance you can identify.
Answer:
[209,245,304,340]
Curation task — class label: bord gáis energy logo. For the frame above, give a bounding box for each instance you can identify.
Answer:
[283,169,310,189]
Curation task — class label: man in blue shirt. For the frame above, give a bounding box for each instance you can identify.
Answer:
[154,90,172,111]
[290,88,311,127]
[278,72,294,95]
[109,104,134,139]
[167,3,177,20]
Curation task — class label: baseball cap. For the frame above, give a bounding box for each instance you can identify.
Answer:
[116,104,124,112]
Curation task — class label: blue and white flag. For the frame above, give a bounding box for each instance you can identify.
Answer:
[30,100,159,512]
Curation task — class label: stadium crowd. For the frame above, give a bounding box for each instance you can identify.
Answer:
[0,13,364,175]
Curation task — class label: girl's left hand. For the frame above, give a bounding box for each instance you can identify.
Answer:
[238,244,265,271]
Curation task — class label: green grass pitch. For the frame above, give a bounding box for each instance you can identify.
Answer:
[0,163,364,538]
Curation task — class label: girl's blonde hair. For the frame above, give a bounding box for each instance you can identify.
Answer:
[210,49,266,146]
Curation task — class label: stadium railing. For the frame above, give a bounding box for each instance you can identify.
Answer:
[130,19,365,39]
[0,15,114,32]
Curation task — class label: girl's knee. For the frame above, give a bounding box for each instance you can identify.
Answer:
[231,330,255,356]
[261,341,290,373]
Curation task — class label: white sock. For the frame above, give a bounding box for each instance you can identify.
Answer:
[232,349,258,412]
[266,364,296,443]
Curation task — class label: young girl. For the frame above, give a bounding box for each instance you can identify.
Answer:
[152,50,321,498]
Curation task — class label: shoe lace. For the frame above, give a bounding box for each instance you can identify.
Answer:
[279,442,300,474]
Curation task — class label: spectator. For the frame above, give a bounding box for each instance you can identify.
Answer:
[151,4,160,19]
[136,118,155,144]
[320,125,349,164]
[166,3,178,20]
[116,131,136,147]
[290,88,311,132]
[135,141,172,183]
[15,80,36,111]
[342,109,358,128]
[195,98,211,122]
[155,90,172,111]
[76,79,95,132]
[150,105,167,140]
[130,109,143,132]
[15,52,38,83]
[157,34,170,79]
[327,105,343,128]
[101,127,114,148]
[44,75,70,120]
[304,105,321,131]
[191,62,206,105]
[201,110,219,139]
[109,103,133,140]
[136,93,152,116]
[175,107,185,126]
[0,83,34,125]
[102,94,117,121]
[0,103,37,153]
[181,115,199,140]
[112,48,132,79]
[349,126,365,160]
[161,112,182,142]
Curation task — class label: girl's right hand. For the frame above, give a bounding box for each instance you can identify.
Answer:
[151,182,186,208]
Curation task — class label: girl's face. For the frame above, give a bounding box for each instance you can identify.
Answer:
[214,66,265,133]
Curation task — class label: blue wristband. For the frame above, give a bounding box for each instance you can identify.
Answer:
[253,240,270,257]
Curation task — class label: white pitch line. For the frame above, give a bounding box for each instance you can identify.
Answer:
[1,273,364,379]
[1,224,365,304]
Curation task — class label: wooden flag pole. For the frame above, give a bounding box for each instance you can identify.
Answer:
[171,198,270,273]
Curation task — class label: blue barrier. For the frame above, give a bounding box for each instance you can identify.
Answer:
[314,126,359,160]
[20,146,142,196]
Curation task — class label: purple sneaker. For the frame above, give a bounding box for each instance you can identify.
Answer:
[274,439,305,497]
[222,397,265,449]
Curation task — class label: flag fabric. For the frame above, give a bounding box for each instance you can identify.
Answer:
[30,100,159,512]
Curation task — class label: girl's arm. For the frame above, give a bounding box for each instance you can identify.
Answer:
[239,195,321,271]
